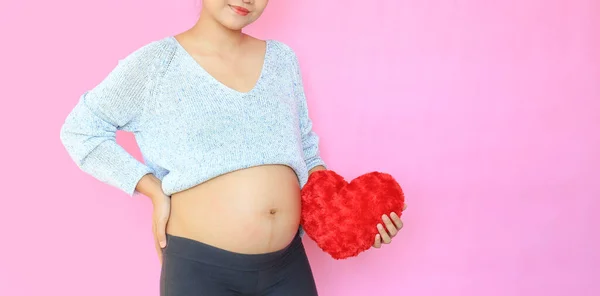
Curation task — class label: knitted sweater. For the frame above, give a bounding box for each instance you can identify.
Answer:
[59,36,326,198]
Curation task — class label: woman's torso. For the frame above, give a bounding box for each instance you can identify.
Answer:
[162,34,303,254]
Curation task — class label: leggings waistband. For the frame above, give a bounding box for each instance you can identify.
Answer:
[163,231,302,271]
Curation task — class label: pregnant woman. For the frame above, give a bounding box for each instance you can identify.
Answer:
[60,0,405,295]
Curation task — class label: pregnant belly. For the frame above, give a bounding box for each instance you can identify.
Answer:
[166,165,302,254]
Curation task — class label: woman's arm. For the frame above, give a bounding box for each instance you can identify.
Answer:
[59,40,170,197]
[308,165,327,175]
[289,49,328,173]
[136,173,166,201]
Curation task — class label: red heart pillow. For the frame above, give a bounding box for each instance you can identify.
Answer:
[300,170,405,260]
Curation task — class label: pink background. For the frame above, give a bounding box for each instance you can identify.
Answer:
[1,0,599,295]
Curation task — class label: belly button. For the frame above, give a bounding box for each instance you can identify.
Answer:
[269,209,277,215]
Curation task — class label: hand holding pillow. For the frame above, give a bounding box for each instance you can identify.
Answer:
[372,203,407,249]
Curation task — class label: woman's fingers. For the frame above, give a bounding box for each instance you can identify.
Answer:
[382,214,398,237]
[373,210,406,250]
[154,213,169,265]
[390,212,404,231]
[153,223,163,264]
[373,234,382,248]
[156,216,168,249]
[151,194,171,264]
[377,223,392,244]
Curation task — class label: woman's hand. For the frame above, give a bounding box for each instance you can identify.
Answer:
[151,194,171,264]
[372,203,407,248]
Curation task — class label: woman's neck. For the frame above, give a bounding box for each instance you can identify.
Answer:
[187,9,247,55]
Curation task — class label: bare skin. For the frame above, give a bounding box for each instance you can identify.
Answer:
[167,165,303,253]
[139,165,314,264]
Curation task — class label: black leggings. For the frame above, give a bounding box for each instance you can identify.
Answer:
[160,231,319,296]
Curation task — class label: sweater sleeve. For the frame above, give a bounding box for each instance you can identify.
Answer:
[290,51,327,171]
[59,41,167,197]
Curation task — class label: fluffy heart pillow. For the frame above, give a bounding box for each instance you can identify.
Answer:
[300,170,405,260]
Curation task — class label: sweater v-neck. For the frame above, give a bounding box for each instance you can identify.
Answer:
[169,35,271,96]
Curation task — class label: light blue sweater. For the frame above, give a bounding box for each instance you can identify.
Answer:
[59,36,326,198]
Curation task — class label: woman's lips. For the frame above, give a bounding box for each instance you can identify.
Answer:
[229,5,250,16]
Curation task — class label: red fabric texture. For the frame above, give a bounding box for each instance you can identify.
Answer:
[300,170,405,260]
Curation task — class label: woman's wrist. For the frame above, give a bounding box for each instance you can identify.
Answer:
[136,173,168,201]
